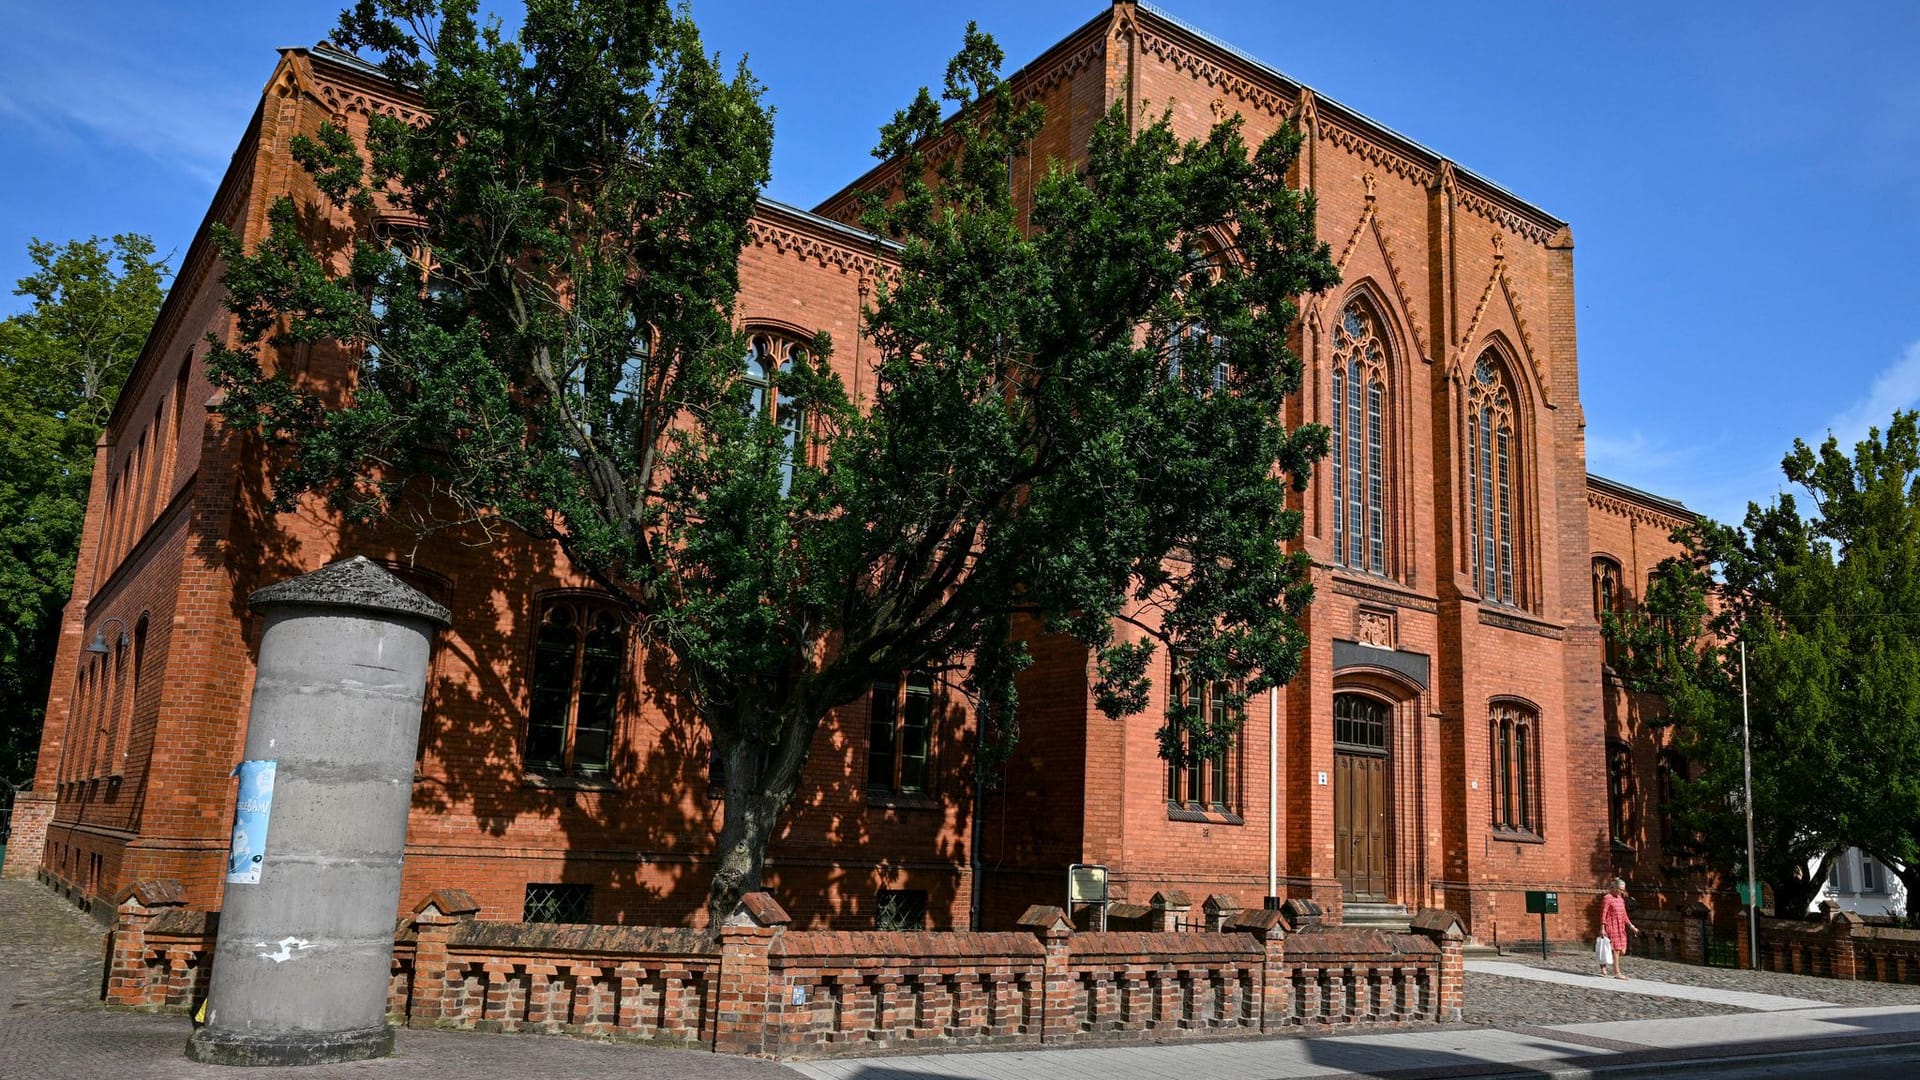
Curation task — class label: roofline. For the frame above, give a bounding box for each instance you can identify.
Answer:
[1132,2,1565,230]
[812,6,1114,218]
[756,196,895,251]
[1588,473,1691,519]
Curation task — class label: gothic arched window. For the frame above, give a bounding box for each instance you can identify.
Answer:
[1594,557,1623,666]
[1490,701,1541,836]
[1607,737,1635,847]
[744,333,807,494]
[1332,300,1389,575]
[1466,352,1519,604]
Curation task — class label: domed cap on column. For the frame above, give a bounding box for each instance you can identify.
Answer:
[248,555,452,628]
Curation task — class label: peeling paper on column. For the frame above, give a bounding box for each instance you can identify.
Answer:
[226,760,278,885]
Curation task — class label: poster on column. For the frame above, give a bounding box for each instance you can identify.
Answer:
[226,760,277,885]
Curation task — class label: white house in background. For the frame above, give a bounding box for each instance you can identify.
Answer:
[1813,847,1906,916]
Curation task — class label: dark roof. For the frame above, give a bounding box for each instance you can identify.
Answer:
[1588,473,1691,518]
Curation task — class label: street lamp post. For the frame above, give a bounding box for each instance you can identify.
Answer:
[1741,640,1760,969]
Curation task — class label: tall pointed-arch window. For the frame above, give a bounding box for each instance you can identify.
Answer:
[1332,300,1389,575]
[1594,557,1623,666]
[1465,353,1518,604]
[743,334,806,495]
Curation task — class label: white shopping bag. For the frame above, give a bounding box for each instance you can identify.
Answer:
[1595,936,1614,966]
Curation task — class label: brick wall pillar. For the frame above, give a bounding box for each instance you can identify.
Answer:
[105,880,188,1008]
[1224,909,1289,1031]
[1681,902,1708,965]
[406,888,480,1029]
[1410,908,1464,1023]
[1016,904,1075,1045]
[1828,911,1862,981]
[713,892,790,1056]
[1,791,55,879]
[1150,890,1193,933]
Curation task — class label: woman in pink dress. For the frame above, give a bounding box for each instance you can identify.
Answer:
[1600,877,1639,979]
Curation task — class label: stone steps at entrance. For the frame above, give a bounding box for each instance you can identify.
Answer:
[1343,902,1413,932]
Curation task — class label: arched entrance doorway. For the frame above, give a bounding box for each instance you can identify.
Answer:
[1333,693,1391,902]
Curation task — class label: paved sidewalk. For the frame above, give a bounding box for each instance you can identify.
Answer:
[1466,960,1830,1012]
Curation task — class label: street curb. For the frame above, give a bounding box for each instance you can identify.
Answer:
[1430,1036,1920,1080]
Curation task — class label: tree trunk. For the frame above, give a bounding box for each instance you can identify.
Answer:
[708,786,781,927]
[705,705,819,927]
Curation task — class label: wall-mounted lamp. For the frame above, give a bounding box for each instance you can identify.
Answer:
[85,617,130,655]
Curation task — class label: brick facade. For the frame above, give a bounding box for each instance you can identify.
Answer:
[25,3,1664,945]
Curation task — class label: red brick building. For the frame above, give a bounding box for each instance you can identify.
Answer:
[7,2,1668,946]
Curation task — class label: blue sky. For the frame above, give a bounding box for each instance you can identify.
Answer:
[2,0,1916,525]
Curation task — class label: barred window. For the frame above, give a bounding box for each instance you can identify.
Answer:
[526,596,627,776]
[1465,354,1519,604]
[523,882,594,924]
[1332,299,1390,575]
[1490,703,1541,835]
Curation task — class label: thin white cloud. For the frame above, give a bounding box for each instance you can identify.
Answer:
[0,23,254,186]
[1821,338,1920,452]
[1585,427,1777,527]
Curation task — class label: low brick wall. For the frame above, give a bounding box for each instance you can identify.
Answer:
[1749,909,1920,984]
[104,882,1466,1059]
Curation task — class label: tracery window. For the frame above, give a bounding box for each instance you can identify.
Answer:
[1169,321,1229,392]
[1465,353,1519,604]
[526,595,627,776]
[1489,702,1541,836]
[743,333,806,494]
[1332,300,1389,575]
[1594,557,1623,666]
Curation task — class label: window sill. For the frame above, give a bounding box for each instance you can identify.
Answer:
[866,791,941,811]
[1168,802,1244,826]
[522,773,617,792]
[1611,839,1638,854]
[1493,827,1546,845]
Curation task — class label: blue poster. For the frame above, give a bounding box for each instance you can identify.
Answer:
[226,760,277,885]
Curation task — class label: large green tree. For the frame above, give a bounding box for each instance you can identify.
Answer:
[210,0,1336,921]
[0,235,171,791]
[1613,412,1920,916]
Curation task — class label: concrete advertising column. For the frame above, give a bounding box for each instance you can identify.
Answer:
[188,556,449,1066]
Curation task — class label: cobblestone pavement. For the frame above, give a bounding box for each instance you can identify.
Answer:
[0,878,109,1011]
[1502,949,1920,1008]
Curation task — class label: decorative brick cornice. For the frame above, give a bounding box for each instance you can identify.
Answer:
[1329,575,1439,614]
[1478,606,1564,639]
[1320,119,1435,186]
[1136,25,1291,117]
[1587,489,1690,533]
[1455,184,1555,247]
[747,218,881,278]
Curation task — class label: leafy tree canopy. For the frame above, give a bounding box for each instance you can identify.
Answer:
[1612,412,1920,916]
[0,234,170,790]
[209,0,1336,922]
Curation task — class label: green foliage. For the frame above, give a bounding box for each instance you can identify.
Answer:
[1611,412,1920,914]
[0,235,170,789]
[208,2,1335,920]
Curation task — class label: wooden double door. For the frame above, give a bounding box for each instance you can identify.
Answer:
[1333,694,1392,902]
